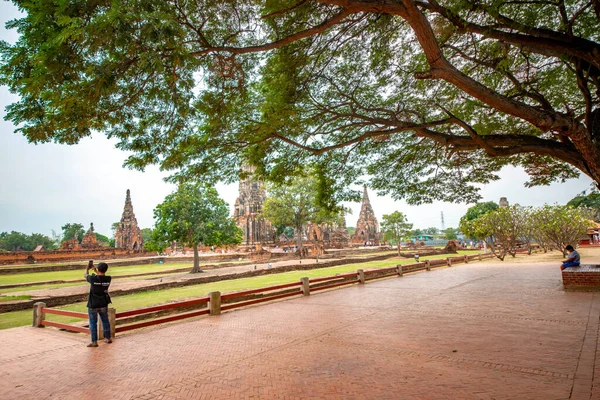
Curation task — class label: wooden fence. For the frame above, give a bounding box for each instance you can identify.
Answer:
[33,253,496,336]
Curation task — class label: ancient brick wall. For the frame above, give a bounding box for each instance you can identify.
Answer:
[0,248,146,265]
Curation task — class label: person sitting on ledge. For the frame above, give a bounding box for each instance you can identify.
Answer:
[561,245,581,270]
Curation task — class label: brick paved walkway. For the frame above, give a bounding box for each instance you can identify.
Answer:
[1,259,599,399]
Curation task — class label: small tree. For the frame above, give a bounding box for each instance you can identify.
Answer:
[462,206,526,260]
[459,202,500,240]
[61,223,85,243]
[381,212,413,255]
[567,192,600,222]
[533,205,590,256]
[262,174,342,254]
[152,184,243,273]
[423,227,439,236]
[94,233,111,247]
[444,228,458,240]
[140,228,153,244]
[111,222,120,237]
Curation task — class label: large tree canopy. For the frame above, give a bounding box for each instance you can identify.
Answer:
[2,1,600,203]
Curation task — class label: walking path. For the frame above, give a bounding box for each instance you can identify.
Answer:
[1,257,598,399]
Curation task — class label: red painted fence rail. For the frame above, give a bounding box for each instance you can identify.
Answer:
[34,253,496,336]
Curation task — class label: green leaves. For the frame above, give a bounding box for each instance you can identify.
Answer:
[381,211,413,245]
[152,183,243,248]
[261,172,345,247]
[1,0,599,203]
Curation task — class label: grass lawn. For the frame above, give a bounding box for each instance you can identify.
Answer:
[0,251,477,330]
[0,272,175,294]
[0,262,208,286]
[0,295,31,302]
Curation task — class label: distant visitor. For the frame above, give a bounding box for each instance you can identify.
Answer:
[561,245,581,270]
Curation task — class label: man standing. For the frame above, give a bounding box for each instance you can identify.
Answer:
[561,245,581,271]
[85,260,112,347]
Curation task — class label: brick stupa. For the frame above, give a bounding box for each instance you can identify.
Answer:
[115,189,144,250]
[80,223,99,248]
[351,185,381,245]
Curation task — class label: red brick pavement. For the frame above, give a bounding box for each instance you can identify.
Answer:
[0,260,598,399]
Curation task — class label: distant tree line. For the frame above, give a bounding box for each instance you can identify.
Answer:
[0,231,58,252]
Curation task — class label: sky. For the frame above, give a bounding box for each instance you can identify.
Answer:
[0,3,594,238]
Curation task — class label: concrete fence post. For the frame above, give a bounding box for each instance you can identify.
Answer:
[32,302,46,327]
[108,308,116,339]
[358,269,365,284]
[397,265,403,276]
[425,260,431,271]
[464,255,468,263]
[209,291,221,315]
[300,277,310,296]
[447,258,453,267]
[478,253,482,261]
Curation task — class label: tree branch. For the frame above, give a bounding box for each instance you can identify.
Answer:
[190,7,354,56]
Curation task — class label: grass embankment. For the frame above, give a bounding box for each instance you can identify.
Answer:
[0,295,31,303]
[0,261,252,287]
[0,252,476,330]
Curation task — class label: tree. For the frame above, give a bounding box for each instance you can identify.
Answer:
[94,233,111,247]
[444,228,458,240]
[568,191,600,221]
[459,202,500,239]
[381,211,413,255]
[152,184,243,273]
[262,174,341,253]
[140,228,153,244]
[423,227,439,236]
[0,231,57,251]
[462,206,526,260]
[111,222,120,238]
[60,223,85,243]
[533,205,591,256]
[2,2,599,205]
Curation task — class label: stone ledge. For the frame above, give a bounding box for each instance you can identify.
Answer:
[562,264,600,291]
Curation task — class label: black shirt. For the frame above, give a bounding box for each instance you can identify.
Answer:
[85,273,112,309]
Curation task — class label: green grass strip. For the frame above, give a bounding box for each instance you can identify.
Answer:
[0,252,477,330]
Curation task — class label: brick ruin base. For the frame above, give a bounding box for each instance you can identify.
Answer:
[0,249,151,265]
[562,265,600,291]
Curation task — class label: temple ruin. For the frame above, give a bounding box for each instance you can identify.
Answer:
[305,213,350,248]
[80,223,99,248]
[351,186,381,245]
[115,189,144,251]
[233,165,274,245]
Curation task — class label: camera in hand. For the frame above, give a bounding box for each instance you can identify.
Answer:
[88,260,94,267]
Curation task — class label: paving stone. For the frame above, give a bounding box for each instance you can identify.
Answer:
[0,259,598,399]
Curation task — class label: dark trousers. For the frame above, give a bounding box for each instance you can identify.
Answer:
[88,307,110,342]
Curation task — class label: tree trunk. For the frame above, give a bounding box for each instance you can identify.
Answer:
[190,244,203,273]
[296,222,303,258]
